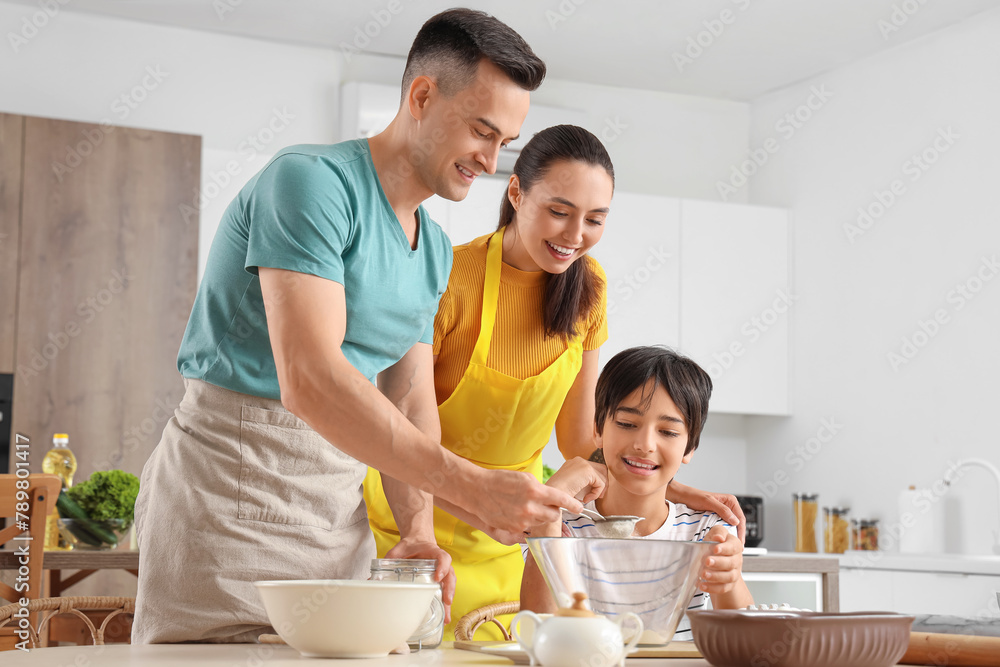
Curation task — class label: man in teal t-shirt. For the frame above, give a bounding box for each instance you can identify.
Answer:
[177,140,453,398]
[133,9,583,644]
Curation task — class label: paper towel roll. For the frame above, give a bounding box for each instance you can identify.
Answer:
[898,486,943,553]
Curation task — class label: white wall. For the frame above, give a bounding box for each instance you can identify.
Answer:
[744,9,1000,555]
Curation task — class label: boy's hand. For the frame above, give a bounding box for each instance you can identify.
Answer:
[545,457,607,504]
[699,525,744,595]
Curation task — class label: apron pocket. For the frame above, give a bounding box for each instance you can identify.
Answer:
[238,405,367,531]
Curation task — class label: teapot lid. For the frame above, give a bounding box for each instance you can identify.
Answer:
[556,592,595,618]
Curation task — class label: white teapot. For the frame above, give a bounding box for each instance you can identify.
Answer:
[511,593,643,667]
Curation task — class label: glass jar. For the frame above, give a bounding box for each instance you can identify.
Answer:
[850,518,859,550]
[823,507,850,553]
[859,519,880,551]
[793,493,818,553]
[370,559,444,650]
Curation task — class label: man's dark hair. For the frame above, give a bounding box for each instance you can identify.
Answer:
[594,346,713,456]
[401,8,546,99]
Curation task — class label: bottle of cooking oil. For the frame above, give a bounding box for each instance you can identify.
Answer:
[43,433,77,550]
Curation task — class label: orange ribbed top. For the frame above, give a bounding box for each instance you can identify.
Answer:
[433,234,608,405]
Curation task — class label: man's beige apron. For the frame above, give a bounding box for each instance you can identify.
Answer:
[133,378,374,644]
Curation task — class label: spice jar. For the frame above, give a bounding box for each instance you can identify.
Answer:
[823,507,850,553]
[370,559,444,649]
[859,519,880,551]
[793,493,818,553]
[850,518,859,550]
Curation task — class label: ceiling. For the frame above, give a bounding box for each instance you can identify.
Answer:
[9,0,999,100]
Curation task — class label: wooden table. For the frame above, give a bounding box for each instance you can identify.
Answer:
[0,549,139,596]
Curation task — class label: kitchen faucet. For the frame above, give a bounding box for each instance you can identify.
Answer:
[946,458,1000,555]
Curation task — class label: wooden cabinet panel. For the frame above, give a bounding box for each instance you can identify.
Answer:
[13,117,200,478]
[0,114,23,374]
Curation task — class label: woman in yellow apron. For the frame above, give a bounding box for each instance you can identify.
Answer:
[365,126,741,639]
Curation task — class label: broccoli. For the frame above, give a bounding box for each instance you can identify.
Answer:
[66,470,140,527]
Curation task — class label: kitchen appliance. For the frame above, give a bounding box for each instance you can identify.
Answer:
[736,495,764,548]
[0,373,12,475]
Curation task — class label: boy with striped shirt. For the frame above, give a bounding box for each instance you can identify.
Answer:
[520,346,753,639]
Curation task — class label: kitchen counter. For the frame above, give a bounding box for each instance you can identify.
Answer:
[3,643,709,666]
[838,551,1000,576]
[0,642,925,666]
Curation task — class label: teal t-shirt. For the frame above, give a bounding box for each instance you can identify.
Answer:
[177,140,453,399]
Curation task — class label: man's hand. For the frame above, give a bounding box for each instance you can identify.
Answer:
[545,457,607,503]
[384,538,456,624]
[666,481,746,542]
[454,468,582,536]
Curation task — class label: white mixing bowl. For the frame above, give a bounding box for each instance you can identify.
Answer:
[254,579,439,658]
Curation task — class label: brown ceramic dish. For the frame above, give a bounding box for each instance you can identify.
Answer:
[688,609,915,667]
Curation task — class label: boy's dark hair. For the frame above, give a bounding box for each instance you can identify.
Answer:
[594,346,712,456]
[498,125,614,339]
[402,9,546,99]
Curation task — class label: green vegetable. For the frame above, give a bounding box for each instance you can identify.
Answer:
[56,491,118,546]
[66,470,140,526]
[542,464,557,483]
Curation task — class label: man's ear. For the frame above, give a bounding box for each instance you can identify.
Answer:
[406,75,435,121]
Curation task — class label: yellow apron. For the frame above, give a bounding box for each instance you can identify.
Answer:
[364,227,583,640]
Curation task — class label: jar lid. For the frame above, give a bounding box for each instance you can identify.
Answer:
[793,493,818,501]
[370,558,437,572]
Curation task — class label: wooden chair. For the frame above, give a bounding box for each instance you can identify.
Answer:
[0,473,61,651]
[454,601,520,641]
[0,596,134,647]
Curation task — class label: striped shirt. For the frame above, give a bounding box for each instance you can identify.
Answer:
[523,501,736,641]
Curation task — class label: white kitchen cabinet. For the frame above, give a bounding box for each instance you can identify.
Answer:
[841,567,1000,616]
[679,200,791,415]
[590,192,681,362]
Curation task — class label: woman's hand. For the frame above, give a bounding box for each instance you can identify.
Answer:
[545,457,607,504]
[666,480,746,542]
[384,538,457,623]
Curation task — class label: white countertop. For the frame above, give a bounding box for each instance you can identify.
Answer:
[2,643,715,667]
[755,550,1000,575]
[837,551,1000,576]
